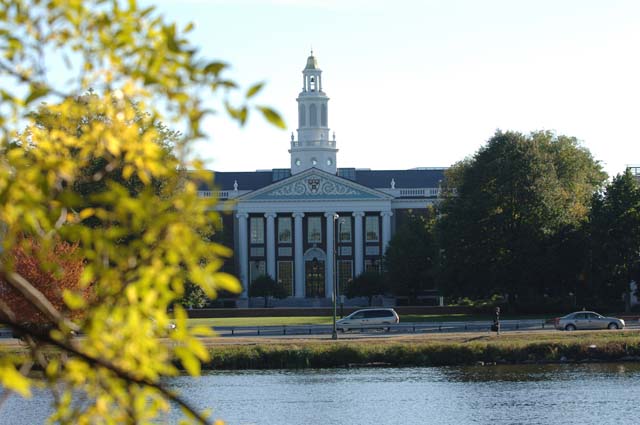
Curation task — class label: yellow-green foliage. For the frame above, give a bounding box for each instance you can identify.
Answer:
[0,1,283,423]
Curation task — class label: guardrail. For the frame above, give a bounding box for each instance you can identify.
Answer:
[211,319,640,337]
[2,320,636,339]
[210,319,640,337]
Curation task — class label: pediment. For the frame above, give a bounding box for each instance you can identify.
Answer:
[240,168,391,201]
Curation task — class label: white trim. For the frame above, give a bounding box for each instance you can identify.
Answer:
[238,168,393,201]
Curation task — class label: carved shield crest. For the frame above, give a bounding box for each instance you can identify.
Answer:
[307,178,321,193]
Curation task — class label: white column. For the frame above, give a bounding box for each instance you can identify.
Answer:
[293,212,305,298]
[265,212,276,280]
[353,212,364,277]
[236,213,249,298]
[324,212,336,300]
[381,211,393,255]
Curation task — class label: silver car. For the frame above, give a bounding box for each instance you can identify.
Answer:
[555,311,625,331]
[336,308,399,332]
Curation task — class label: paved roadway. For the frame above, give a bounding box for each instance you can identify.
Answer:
[210,318,640,338]
[2,319,638,340]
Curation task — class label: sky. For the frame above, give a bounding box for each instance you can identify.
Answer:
[150,0,639,177]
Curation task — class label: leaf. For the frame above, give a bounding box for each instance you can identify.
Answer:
[62,289,86,310]
[257,106,285,129]
[203,61,227,76]
[24,85,50,105]
[78,208,95,220]
[225,103,247,125]
[0,362,31,398]
[175,346,200,376]
[214,272,241,293]
[190,325,214,337]
[245,82,264,99]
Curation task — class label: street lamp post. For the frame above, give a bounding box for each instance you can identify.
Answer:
[332,213,339,340]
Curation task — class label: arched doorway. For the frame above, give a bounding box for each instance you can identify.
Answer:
[304,248,325,298]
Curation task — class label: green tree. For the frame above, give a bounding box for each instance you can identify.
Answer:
[248,274,288,308]
[180,282,211,309]
[437,130,606,307]
[383,211,438,303]
[0,1,284,424]
[345,272,387,306]
[589,170,640,311]
[24,92,184,229]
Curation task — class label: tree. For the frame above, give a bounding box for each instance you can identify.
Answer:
[437,130,606,306]
[0,1,284,424]
[345,272,387,306]
[589,170,640,311]
[21,92,184,229]
[249,275,288,308]
[0,237,87,326]
[383,211,438,303]
[180,282,211,310]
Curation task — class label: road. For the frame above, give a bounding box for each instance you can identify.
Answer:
[2,318,637,341]
[210,318,640,338]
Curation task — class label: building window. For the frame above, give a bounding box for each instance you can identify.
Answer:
[250,217,264,244]
[278,247,292,257]
[321,104,327,126]
[250,247,265,257]
[299,104,306,126]
[307,216,322,243]
[339,246,352,256]
[365,246,380,256]
[365,259,381,274]
[310,103,317,126]
[278,217,292,243]
[249,260,266,284]
[338,218,351,242]
[365,215,379,242]
[277,261,294,296]
[338,260,353,295]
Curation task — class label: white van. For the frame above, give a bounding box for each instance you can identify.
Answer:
[336,308,399,332]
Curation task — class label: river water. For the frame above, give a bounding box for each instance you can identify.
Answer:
[2,363,640,424]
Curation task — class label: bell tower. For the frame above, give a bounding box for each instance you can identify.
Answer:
[289,51,338,175]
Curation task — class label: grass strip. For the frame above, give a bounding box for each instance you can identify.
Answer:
[199,332,640,370]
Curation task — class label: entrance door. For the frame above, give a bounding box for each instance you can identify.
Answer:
[305,259,325,298]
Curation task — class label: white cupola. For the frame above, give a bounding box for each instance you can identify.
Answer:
[289,50,338,175]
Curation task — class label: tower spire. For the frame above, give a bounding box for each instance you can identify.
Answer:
[289,51,338,175]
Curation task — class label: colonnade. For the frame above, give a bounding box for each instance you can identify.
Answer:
[236,210,392,299]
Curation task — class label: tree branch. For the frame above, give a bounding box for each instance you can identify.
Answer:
[1,319,211,425]
[0,267,79,333]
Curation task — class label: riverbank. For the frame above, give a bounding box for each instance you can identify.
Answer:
[3,330,640,370]
[197,330,640,369]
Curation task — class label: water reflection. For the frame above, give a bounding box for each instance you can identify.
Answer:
[3,364,640,424]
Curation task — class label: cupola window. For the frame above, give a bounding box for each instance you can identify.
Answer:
[309,104,317,126]
[299,104,306,126]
